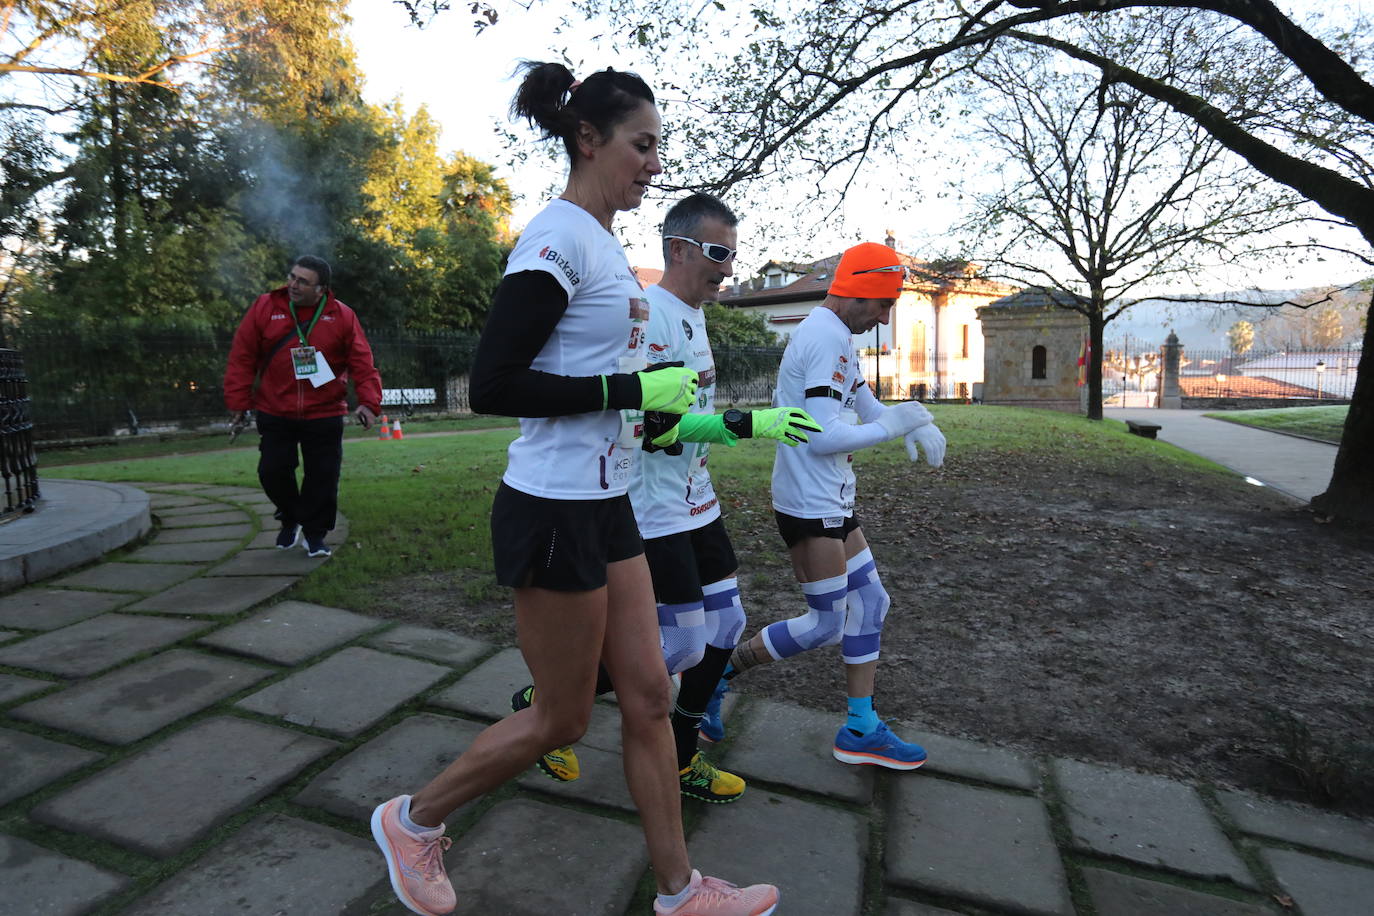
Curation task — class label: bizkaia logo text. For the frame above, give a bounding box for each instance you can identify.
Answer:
[538,247,580,286]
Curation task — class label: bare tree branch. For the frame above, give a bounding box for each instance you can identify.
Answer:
[1006,28,1374,247]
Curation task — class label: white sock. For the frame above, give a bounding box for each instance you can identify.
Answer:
[400,795,440,835]
[657,871,700,909]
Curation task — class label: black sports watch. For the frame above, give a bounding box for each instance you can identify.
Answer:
[722,408,751,438]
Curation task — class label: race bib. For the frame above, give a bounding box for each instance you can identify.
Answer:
[291,346,336,387]
[616,354,647,449]
[291,346,318,379]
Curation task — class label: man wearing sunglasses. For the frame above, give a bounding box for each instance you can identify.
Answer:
[514,193,822,803]
[704,241,947,770]
[224,255,382,559]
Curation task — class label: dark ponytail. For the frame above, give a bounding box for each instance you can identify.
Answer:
[511,61,655,164]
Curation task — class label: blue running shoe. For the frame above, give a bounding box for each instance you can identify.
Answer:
[698,677,729,744]
[832,721,927,770]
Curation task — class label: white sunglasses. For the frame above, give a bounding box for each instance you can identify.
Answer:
[665,235,737,263]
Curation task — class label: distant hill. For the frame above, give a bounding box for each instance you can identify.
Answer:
[1103,286,1365,350]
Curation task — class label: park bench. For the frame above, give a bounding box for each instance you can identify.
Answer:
[380,388,436,417]
[1125,419,1161,439]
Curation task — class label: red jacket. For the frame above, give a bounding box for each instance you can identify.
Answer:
[224,287,383,419]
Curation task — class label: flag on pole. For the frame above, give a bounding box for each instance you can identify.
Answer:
[1076,334,1090,387]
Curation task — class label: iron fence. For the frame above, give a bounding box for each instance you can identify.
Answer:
[1101,341,1360,404]
[1176,347,1360,401]
[711,346,786,405]
[0,350,39,517]
[863,352,974,401]
[14,325,791,442]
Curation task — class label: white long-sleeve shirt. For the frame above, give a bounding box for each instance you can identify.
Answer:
[771,307,900,518]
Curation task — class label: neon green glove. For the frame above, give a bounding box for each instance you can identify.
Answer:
[678,412,739,445]
[637,365,698,414]
[748,407,823,445]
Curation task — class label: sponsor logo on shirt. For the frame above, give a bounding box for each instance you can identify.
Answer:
[690,498,719,516]
[648,342,670,354]
[629,298,649,321]
[681,319,693,340]
[697,368,716,387]
[832,370,846,383]
[628,326,642,349]
[272,313,288,320]
[538,246,581,286]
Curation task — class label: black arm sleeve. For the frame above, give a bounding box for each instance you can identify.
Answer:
[468,271,640,417]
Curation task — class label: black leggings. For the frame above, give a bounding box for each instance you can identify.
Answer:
[255,411,344,536]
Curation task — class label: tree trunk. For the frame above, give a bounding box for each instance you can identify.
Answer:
[1086,295,1106,421]
[1310,290,1374,524]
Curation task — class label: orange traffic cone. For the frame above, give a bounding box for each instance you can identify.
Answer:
[391,417,404,440]
[378,414,391,439]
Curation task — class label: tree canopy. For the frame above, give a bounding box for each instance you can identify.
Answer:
[703,301,780,348]
[556,0,1374,521]
[5,0,512,338]
[946,10,1302,417]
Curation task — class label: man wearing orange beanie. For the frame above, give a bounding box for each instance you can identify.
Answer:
[700,242,946,769]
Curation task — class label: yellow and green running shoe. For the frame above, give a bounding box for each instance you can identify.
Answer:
[678,751,745,804]
[510,686,580,782]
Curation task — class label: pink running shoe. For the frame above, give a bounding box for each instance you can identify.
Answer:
[370,795,457,916]
[654,869,779,916]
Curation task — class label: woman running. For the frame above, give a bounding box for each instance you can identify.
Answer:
[368,61,779,916]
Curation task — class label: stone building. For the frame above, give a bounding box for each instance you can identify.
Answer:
[717,234,1013,400]
[976,286,1089,413]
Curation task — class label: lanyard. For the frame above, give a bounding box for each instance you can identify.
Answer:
[287,297,326,347]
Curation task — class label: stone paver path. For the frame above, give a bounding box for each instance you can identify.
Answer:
[1,482,1372,915]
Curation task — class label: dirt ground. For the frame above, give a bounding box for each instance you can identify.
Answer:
[382,449,1374,816]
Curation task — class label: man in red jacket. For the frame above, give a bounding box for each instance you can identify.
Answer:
[224,255,383,558]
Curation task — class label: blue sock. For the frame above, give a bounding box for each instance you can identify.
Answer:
[846,696,879,736]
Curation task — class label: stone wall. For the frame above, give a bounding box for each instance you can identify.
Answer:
[977,303,1087,413]
[1182,397,1352,410]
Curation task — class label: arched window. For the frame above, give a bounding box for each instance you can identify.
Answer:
[1031,345,1047,379]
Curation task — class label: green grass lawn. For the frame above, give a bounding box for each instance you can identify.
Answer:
[38,414,516,466]
[1204,405,1349,444]
[50,405,1232,612]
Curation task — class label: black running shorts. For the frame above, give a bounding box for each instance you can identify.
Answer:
[642,517,739,605]
[491,482,644,591]
[774,510,861,549]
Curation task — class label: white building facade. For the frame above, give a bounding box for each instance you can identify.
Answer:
[716,240,1014,400]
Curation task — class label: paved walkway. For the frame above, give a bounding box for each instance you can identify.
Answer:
[3,480,1373,916]
[1106,408,1339,503]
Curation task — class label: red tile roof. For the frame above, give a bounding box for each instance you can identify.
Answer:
[1180,375,1319,398]
[632,266,663,289]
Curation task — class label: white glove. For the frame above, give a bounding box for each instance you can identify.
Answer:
[874,400,934,439]
[905,423,946,467]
